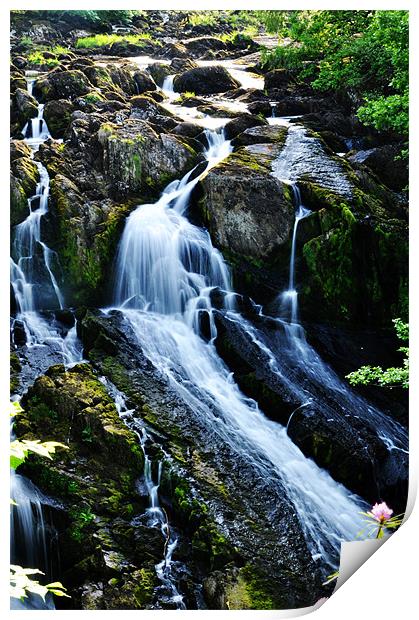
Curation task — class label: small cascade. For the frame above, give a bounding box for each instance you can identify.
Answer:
[10,73,83,364]
[279,183,311,334]
[98,377,186,609]
[161,75,176,102]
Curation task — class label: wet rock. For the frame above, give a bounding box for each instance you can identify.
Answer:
[49,174,133,306]
[10,143,40,226]
[33,69,92,102]
[146,62,172,87]
[172,122,206,139]
[198,145,294,259]
[247,101,273,117]
[98,119,202,197]
[14,363,164,610]
[232,124,288,146]
[44,99,75,138]
[129,95,177,125]
[213,311,408,511]
[173,66,240,96]
[224,115,267,140]
[13,87,38,125]
[170,57,198,73]
[133,70,157,94]
[264,68,296,90]
[75,309,322,609]
[347,144,408,191]
[182,36,228,59]
[158,41,189,59]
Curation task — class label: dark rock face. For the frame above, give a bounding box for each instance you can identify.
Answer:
[13,87,38,125]
[33,69,92,102]
[232,124,288,146]
[182,36,228,59]
[10,140,40,226]
[173,66,240,95]
[347,144,408,191]
[198,145,294,259]
[264,69,296,90]
[44,99,75,138]
[146,62,172,87]
[224,114,267,140]
[15,363,163,610]
[98,119,202,197]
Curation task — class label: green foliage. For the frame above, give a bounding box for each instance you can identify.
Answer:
[188,11,218,27]
[76,33,152,49]
[69,506,96,542]
[27,51,60,68]
[347,319,409,388]
[10,566,69,602]
[19,35,33,48]
[260,10,408,134]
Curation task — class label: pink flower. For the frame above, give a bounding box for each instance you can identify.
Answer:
[369,502,393,523]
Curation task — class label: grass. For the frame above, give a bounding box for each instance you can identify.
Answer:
[76,33,153,49]
[27,51,60,67]
[219,29,258,44]
[188,11,219,27]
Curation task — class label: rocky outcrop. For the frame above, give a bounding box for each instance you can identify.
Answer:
[33,69,92,102]
[15,363,160,610]
[173,66,240,95]
[198,144,294,260]
[10,140,39,226]
[347,144,408,192]
[98,119,202,197]
[44,99,75,137]
[13,87,38,126]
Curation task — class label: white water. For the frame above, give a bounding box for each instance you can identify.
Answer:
[110,129,370,571]
[10,74,83,364]
[279,184,311,329]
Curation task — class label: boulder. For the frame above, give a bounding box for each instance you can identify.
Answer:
[232,124,288,146]
[198,145,294,259]
[43,99,75,138]
[33,69,92,102]
[10,143,40,226]
[146,62,172,87]
[182,36,228,59]
[347,144,408,192]
[158,41,188,59]
[98,119,203,197]
[224,114,267,140]
[264,69,295,91]
[170,57,198,73]
[173,66,240,96]
[133,70,157,94]
[13,87,38,125]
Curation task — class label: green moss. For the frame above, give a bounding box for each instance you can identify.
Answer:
[10,352,21,394]
[132,568,156,607]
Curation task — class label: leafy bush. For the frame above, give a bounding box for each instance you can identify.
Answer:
[346,319,409,389]
[259,10,408,135]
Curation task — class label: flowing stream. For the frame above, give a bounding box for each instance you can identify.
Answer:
[110,128,373,571]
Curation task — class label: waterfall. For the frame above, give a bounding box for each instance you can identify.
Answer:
[111,128,371,572]
[10,74,83,364]
[279,183,311,333]
[99,377,186,609]
[10,76,83,610]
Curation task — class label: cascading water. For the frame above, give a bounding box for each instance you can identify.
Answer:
[98,377,186,609]
[10,73,83,364]
[110,127,371,572]
[279,183,311,331]
[10,75,83,610]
